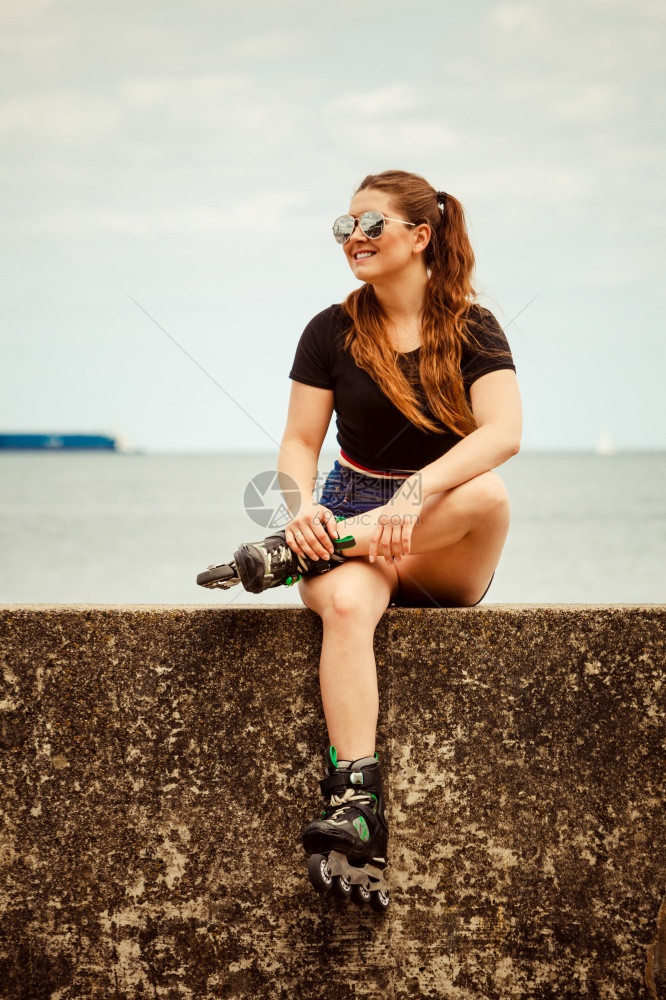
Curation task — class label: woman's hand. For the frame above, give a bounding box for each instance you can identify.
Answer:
[368,479,424,564]
[285,501,339,562]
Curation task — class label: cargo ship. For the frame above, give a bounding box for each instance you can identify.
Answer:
[0,433,118,451]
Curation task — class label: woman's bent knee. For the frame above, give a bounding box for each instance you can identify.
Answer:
[454,470,510,519]
[299,562,394,624]
[323,584,373,624]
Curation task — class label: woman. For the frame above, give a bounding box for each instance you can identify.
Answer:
[198,169,522,908]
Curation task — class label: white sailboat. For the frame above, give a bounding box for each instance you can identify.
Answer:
[595,428,616,456]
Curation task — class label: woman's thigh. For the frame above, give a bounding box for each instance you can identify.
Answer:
[298,556,399,624]
[394,473,511,608]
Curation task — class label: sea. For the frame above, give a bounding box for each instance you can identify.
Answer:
[0,451,665,606]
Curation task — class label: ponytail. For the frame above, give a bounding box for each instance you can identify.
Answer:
[342,170,503,439]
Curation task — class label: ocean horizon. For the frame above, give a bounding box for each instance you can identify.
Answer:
[1,450,665,606]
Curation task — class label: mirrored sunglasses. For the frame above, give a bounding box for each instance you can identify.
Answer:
[332,210,416,245]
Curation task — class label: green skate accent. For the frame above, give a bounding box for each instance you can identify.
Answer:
[353,816,370,843]
[333,535,356,550]
[328,746,338,768]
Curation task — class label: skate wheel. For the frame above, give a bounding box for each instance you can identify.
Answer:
[351,883,372,906]
[332,874,353,901]
[369,888,390,912]
[307,854,333,893]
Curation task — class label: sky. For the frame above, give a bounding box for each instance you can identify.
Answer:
[0,0,664,453]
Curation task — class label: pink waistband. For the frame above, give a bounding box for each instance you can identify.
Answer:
[338,449,414,480]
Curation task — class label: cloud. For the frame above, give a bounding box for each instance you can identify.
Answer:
[232,29,305,62]
[487,1,545,36]
[0,72,288,148]
[0,32,64,55]
[463,161,593,206]
[0,3,663,261]
[323,84,419,118]
[0,0,664,452]
[0,91,124,147]
[10,192,309,237]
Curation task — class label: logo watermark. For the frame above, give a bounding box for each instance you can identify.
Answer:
[243,470,303,529]
[243,468,422,529]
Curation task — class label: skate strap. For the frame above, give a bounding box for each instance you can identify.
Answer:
[320,770,374,797]
[333,534,356,551]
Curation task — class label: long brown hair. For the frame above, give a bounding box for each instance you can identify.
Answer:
[342,169,504,437]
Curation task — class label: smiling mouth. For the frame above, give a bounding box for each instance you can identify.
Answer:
[353,251,376,261]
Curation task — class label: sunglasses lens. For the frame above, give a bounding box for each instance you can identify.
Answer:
[333,215,355,244]
[359,211,384,239]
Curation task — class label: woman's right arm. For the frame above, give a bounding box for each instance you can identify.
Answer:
[277,381,339,561]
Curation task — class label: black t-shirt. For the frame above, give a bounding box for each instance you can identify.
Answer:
[289,303,516,473]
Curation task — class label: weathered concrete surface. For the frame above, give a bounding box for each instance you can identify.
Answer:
[0,604,664,1000]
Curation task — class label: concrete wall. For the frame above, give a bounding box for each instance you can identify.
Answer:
[0,604,664,1000]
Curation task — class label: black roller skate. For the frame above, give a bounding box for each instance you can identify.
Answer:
[196,528,355,594]
[302,746,390,911]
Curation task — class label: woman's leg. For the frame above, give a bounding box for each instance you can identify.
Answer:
[337,471,511,607]
[294,472,509,757]
[298,558,398,762]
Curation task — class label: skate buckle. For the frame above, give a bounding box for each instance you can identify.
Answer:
[350,773,364,785]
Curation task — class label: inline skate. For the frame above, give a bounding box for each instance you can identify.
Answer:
[302,747,390,911]
[196,528,355,594]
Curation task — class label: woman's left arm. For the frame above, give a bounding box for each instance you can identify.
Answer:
[417,369,522,499]
[369,370,521,563]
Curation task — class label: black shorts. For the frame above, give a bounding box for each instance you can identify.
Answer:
[318,461,495,608]
[318,460,410,517]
